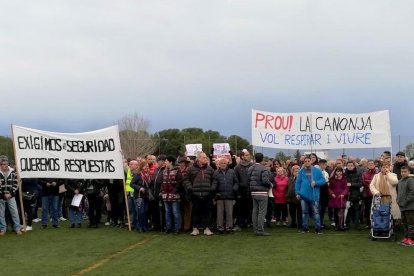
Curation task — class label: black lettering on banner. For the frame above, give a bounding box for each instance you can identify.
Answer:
[20,158,60,172]
[64,159,116,173]
[16,136,62,151]
[66,139,115,153]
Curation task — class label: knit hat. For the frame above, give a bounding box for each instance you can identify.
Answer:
[166,155,176,164]
[157,154,167,161]
[396,151,405,157]
[177,156,190,163]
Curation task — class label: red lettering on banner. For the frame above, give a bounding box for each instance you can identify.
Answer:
[255,112,294,131]
[255,113,265,128]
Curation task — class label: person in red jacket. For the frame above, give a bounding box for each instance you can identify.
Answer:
[328,168,349,231]
[272,167,289,226]
[361,160,378,229]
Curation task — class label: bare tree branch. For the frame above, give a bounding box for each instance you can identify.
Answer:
[115,113,157,159]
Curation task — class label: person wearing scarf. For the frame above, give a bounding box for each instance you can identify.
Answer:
[370,161,401,221]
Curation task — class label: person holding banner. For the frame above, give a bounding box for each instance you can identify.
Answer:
[125,160,139,229]
[0,156,22,235]
[295,155,326,234]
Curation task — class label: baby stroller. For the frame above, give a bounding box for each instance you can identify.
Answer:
[369,194,397,241]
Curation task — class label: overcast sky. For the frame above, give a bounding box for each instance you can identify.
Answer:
[1,1,413,156]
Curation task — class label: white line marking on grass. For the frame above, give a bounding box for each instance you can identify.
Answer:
[73,237,152,275]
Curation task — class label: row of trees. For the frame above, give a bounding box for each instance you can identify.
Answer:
[116,113,253,159]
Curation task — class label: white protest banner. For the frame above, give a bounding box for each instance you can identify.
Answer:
[185,144,202,156]
[251,110,391,150]
[12,125,124,179]
[213,143,230,155]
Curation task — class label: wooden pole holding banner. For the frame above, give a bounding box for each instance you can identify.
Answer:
[10,124,27,231]
[120,152,131,232]
[123,177,132,232]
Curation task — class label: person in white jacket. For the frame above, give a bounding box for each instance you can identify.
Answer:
[369,161,401,220]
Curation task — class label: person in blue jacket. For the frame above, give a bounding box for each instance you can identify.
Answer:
[295,155,326,234]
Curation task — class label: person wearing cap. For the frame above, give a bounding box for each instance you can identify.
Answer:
[0,155,22,235]
[177,156,192,232]
[160,156,181,234]
[149,154,167,231]
[393,151,414,180]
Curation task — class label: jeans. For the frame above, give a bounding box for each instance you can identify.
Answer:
[164,201,181,231]
[135,197,149,231]
[68,206,82,224]
[301,200,321,230]
[252,195,268,233]
[0,197,21,232]
[128,196,137,228]
[42,196,59,226]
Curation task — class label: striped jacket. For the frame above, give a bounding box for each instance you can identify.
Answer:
[0,167,19,198]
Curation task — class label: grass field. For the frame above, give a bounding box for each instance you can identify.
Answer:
[1,222,412,276]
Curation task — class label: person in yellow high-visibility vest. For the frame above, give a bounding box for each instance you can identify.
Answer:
[125,160,139,229]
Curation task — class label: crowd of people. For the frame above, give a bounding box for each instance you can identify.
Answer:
[0,150,413,246]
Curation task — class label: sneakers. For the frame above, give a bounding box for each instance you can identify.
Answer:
[232,225,242,232]
[33,218,41,223]
[315,229,323,235]
[59,217,67,221]
[204,227,214,236]
[16,230,23,235]
[190,228,199,236]
[282,222,288,227]
[0,230,5,236]
[25,226,33,231]
[104,222,111,226]
[301,228,310,233]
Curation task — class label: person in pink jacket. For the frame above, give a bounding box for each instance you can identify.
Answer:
[328,168,349,231]
[272,167,289,226]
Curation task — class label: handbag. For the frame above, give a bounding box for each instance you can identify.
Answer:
[22,191,35,201]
